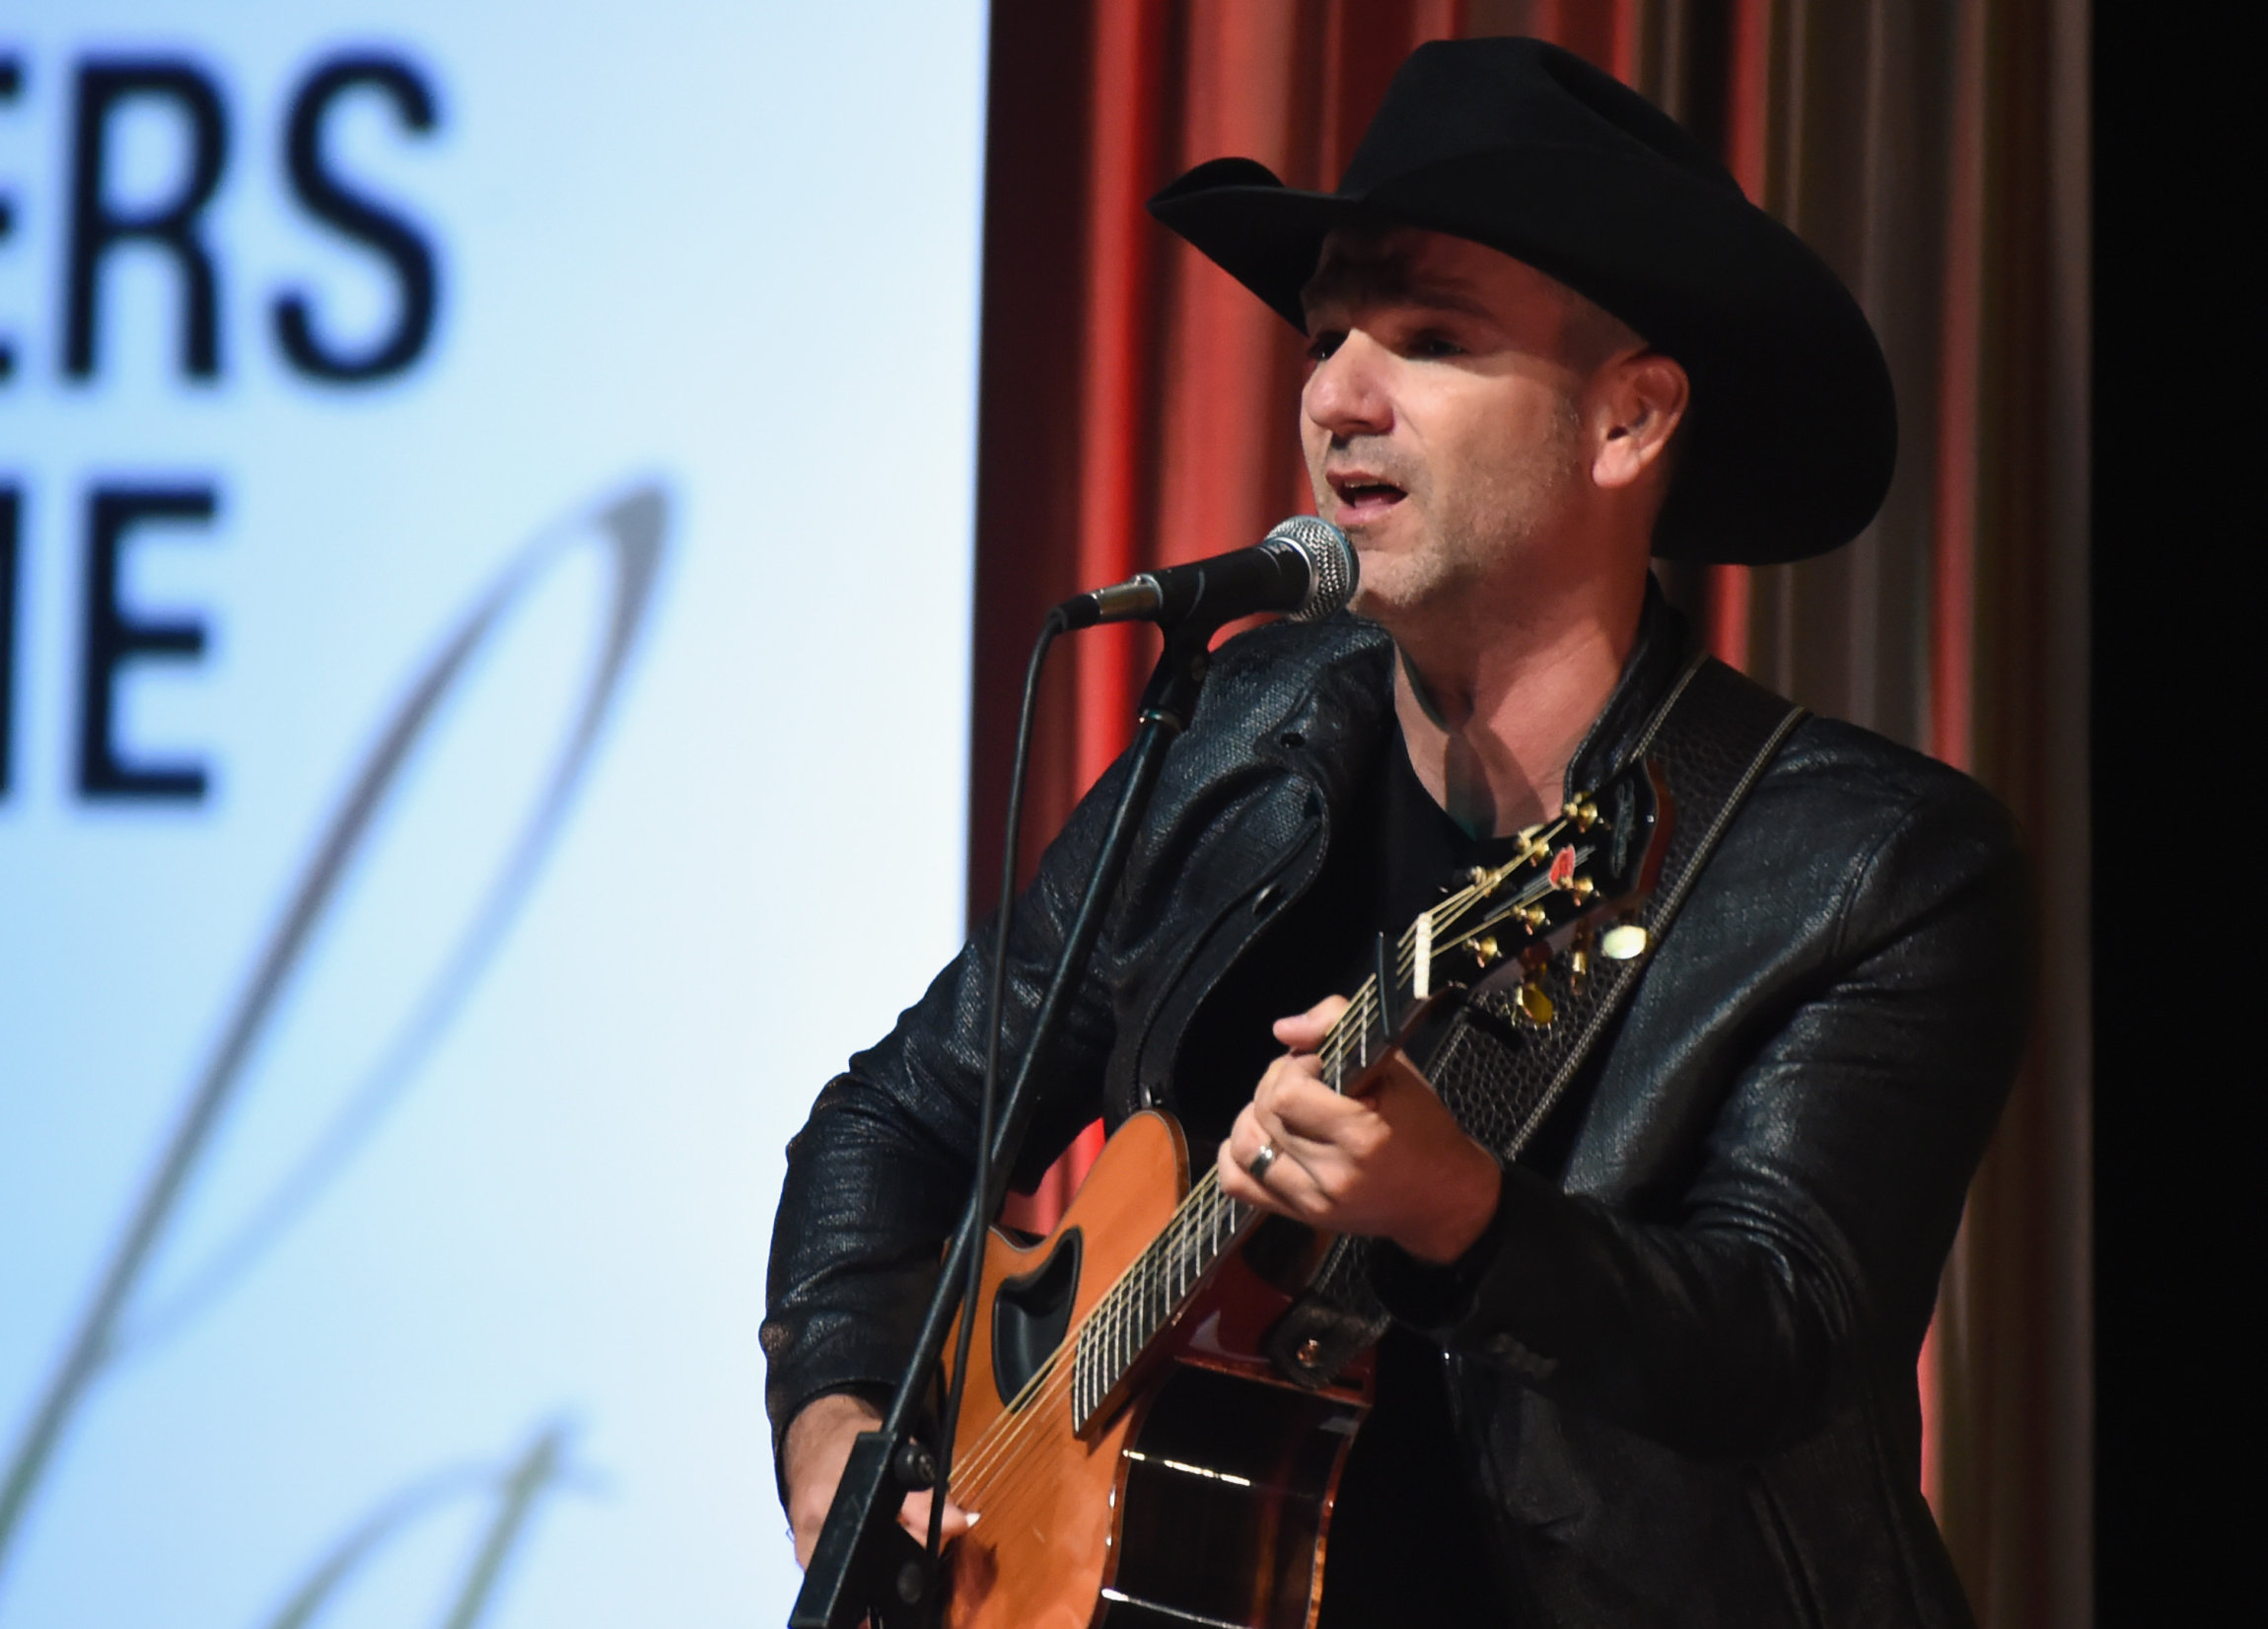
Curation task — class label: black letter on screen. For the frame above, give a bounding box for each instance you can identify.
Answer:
[64,60,231,380]
[275,55,441,383]
[1,55,22,383]
[78,486,216,801]
[1,483,18,798]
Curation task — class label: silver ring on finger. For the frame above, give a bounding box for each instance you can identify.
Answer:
[1246,1141,1281,1183]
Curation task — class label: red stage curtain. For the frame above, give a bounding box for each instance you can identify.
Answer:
[968,4,2088,1621]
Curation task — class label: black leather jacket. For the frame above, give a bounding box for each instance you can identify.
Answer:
[764,593,2027,1627]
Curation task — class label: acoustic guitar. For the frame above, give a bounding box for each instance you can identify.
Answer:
[937,759,1671,1628]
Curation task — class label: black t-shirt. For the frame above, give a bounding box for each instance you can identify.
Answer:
[1175,718,1526,1623]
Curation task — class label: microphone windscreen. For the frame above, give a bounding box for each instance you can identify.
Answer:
[1265,517,1358,622]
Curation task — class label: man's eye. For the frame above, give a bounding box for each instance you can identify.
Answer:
[1306,331,1346,363]
[1412,332,1464,359]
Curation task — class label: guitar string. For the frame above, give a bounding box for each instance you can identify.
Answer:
[1318,863,1583,1083]
[1317,820,1587,1081]
[950,1172,1248,1503]
[956,1185,1260,1524]
[955,917,1451,1507]
[946,885,1463,1504]
[948,1209,1236,1535]
[1315,817,1576,1080]
[947,992,1388,1510]
[952,1169,1262,1516]
[952,922,1516,1518]
[947,863,1529,1505]
[949,882,1477,1489]
[947,1172,1239,1499]
[952,900,1491,1512]
[945,817,1592,1509]
[949,1239,1228,1523]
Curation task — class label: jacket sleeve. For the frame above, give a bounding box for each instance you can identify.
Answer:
[759,763,1130,1455]
[1375,774,2031,1459]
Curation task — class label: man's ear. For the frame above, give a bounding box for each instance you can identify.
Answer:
[1592,352,1690,491]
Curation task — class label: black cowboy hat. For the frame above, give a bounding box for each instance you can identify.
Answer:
[1147,36,1895,565]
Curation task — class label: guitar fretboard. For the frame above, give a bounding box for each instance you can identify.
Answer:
[1070,1173,1254,1427]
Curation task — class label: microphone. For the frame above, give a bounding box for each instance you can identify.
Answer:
[1057,516,1358,631]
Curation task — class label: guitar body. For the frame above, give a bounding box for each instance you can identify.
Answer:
[944,1110,1369,1629]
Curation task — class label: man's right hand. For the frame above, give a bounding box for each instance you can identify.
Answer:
[782,1392,975,1570]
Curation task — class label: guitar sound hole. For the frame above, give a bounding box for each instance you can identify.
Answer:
[992,1228,1082,1407]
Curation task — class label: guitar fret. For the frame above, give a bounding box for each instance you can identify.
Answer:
[1075,1327,1092,1422]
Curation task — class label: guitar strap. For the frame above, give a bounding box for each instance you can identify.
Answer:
[1263,653,1809,1388]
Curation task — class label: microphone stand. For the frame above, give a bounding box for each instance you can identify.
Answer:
[789,617,1218,1629]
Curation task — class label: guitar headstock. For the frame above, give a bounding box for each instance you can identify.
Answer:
[1425,756,1673,1017]
[1319,756,1675,1091]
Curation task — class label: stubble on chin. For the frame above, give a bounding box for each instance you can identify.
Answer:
[1349,415,1585,638]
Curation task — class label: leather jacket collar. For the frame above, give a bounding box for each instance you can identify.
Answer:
[1566,575,1696,795]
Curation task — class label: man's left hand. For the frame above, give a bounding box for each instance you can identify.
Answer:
[1217,994,1503,1265]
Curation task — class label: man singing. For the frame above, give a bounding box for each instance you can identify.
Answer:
[765,37,2024,1626]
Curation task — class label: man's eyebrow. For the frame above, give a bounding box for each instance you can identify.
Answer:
[1299,264,1492,320]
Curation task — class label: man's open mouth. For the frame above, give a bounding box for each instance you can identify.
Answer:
[1328,474,1407,518]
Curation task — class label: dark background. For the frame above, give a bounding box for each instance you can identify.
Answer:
[2092,12,2242,1620]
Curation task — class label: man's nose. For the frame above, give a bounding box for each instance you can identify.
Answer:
[1303,331,1394,441]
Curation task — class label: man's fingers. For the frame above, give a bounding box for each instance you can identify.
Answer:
[1219,1105,1336,1221]
[1219,1137,1301,1216]
[1229,1091,1334,1179]
[784,1392,886,1570]
[1272,993,1352,1051]
[794,1488,975,1573]
[1255,1061,1371,1147]
[898,1488,976,1544]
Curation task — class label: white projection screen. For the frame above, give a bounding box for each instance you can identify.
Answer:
[0,3,986,1624]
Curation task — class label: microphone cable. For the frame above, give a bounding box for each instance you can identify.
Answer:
[922,602,1068,1615]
